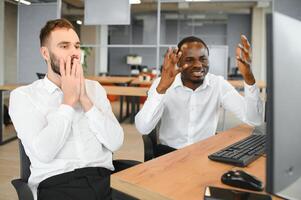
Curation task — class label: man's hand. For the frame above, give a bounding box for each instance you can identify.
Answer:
[156,48,187,94]
[77,62,93,112]
[236,35,256,85]
[60,56,81,107]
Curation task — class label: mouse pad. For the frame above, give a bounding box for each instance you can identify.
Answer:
[204,186,272,200]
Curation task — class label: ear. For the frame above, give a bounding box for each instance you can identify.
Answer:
[40,46,50,62]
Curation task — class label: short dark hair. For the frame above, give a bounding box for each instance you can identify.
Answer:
[177,36,209,55]
[39,18,75,47]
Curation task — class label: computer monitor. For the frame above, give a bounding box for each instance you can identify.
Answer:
[266,0,301,199]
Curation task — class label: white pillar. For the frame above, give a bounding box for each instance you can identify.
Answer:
[251,6,266,82]
[96,25,108,75]
[0,0,4,84]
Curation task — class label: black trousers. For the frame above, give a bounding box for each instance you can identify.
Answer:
[38,167,112,200]
[154,144,176,157]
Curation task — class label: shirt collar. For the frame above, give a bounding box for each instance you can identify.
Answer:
[171,73,211,91]
[43,75,60,94]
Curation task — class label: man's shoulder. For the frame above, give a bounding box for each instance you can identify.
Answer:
[207,73,224,80]
[84,79,107,97]
[11,80,42,97]
[207,73,226,85]
[85,79,104,90]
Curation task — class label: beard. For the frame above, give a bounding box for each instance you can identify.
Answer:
[192,65,209,83]
[49,51,61,76]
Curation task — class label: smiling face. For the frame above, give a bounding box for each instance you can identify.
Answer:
[178,41,209,89]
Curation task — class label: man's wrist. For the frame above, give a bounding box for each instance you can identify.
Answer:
[156,85,167,94]
[242,73,256,85]
[81,96,93,112]
[63,98,77,107]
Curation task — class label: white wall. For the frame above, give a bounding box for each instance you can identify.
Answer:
[4,2,17,84]
[0,0,4,85]
[227,14,251,72]
[80,24,97,75]
[18,3,58,83]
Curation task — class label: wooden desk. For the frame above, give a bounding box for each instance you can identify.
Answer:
[0,84,24,91]
[228,80,266,90]
[103,86,148,122]
[103,86,148,97]
[111,125,281,200]
[86,76,135,85]
[130,78,153,86]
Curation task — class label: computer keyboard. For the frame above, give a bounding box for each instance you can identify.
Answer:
[208,134,266,167]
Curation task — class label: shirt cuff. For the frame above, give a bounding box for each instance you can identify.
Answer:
[58,104,75,122]
[244,82,260,98]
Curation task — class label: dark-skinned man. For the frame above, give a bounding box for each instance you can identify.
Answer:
[135,35,263,156]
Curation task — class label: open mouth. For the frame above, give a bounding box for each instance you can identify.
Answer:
[192,68,206,77]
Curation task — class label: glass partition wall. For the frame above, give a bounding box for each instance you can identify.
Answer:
[61,0,256,77]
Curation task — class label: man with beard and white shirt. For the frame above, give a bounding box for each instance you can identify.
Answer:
[9,19,124,200]
[135,36,263,157]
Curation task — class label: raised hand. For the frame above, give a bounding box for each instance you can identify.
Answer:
[156,48,187,94]
[60,56,81,107]
[236,35,256,85]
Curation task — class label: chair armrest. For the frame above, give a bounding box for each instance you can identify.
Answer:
[11,179,34,200]
[142,135,155,162]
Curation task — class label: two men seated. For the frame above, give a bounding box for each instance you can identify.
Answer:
[9,18,262,200]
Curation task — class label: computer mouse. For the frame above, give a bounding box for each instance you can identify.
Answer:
[221,170,264,191]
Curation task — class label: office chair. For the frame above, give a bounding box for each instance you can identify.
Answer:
[142,128,158,161]
[11,140,140,200]
[142,122,179,162]
[11,140,34,200]
[36,73,46,79]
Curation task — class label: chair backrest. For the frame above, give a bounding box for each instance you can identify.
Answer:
[36,73,46,79]
[18,140,31,182]
[142,128,158,162]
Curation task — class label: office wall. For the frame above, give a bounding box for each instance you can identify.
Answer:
[4,2,17,83]
[80,25,97,75]
[227,14,251,72]
[0,0,4,84]
[108,13,250,76]
[274,0,301,21]
[108,14,158,75]
[18,3,58,83]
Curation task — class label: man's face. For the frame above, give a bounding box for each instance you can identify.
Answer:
[178,42,209,84]
[46,28,81,75]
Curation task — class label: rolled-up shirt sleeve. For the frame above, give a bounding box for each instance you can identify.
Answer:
[84,81,124,152]
[220,78,263,126]
[135,78,166,134]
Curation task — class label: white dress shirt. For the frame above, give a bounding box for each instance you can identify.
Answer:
[9,76,124,200]
[135,73,263,149]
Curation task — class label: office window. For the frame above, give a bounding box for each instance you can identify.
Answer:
[60,0,253,76]
[108,47,156,76]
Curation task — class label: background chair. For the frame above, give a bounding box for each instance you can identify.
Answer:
[11,140,140,200]
[142,129,177,162]
[11,140,34,200]
[36,73,46,79]
[142,128,158,162]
